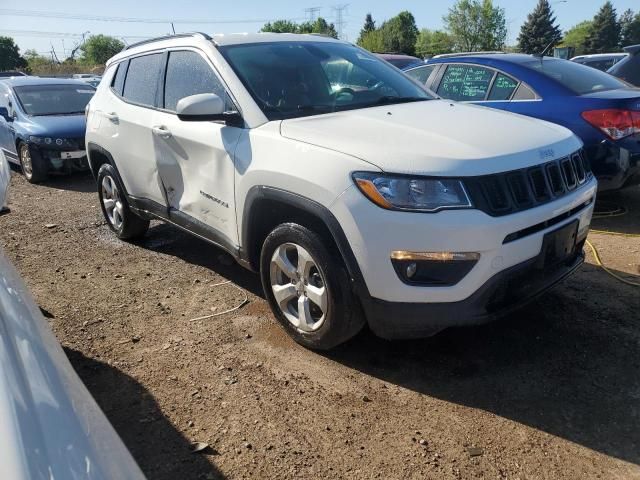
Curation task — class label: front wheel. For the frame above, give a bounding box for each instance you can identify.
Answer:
[19,143,48,183]
[97,163,149,240]
[260,223,365,350]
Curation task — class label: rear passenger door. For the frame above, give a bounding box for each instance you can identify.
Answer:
[102,53,168,206]
[152,49,243,247]
[0,84,17,162]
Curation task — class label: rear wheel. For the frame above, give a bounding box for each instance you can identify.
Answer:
[97,163,149,240]
[19,143,48,183]
[260,223,365,350]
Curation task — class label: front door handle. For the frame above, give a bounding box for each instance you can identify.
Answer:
[152,125,172,139]
[103,112,119,123]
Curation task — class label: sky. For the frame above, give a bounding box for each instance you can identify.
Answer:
[2,0,638,59]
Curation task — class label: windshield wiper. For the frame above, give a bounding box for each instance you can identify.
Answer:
[296,104,334,113]
[372,96,430,106]
[33,111,85,116]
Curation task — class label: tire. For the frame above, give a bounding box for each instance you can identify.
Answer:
[97,163,149,240]
[260,223,365,350]
[19,142,48,183]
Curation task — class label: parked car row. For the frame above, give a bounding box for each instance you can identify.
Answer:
[4,34,637,350]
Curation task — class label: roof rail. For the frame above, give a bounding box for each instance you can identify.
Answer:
[432,51,505,59]
[124,32,212,50]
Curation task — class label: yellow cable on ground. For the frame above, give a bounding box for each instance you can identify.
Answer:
[586,201,639,286]
[586,239,640,287]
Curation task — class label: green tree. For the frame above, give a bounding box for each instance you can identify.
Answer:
[560,21,593,56]
[585,1,621,53]
[358,29,385,52]
[357,13,376,44]
[261,17,337,38]
[620,9,640,47]
[379,11,419,55]
[261,19,301,34]
[415,29,455,57]
[79,35,124,65]
[0,37,27,71]
[444,0,507,52]
[517,0,562,54]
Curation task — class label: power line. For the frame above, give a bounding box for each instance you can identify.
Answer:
[0,8,306,25]
[0,29,153,40]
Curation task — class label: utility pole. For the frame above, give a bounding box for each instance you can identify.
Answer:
[332,4,348,40]
[304,7,321,23]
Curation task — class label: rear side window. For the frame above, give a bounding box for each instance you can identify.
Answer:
[525,58,626,94]
[122,53,163,107]
[437,65,494,101]
[111,61,128,96]
[512,83,537,100]
[163,50,230,112]
[406,65,436,85]
[488,73,518,100]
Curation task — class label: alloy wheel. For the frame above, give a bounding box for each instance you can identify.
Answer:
[20,145,33,179]
[101,175,124,230]
[269,243,328,332]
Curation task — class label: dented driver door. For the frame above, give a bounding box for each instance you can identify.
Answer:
[152,49,242,247]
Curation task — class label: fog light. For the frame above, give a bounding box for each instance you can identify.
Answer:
[406,262,417,278]
[390,251,480,286]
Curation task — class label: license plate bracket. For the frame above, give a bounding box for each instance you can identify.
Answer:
[536,220,579,269]
[61,150,86,160]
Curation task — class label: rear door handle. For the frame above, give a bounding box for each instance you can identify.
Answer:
[152,125,172,139]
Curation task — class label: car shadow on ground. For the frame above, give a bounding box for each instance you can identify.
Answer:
[326,270,640,466]
[594,187,640,235]
[65,348,226,480]
[136,223,264,298]
[9,164,96,193]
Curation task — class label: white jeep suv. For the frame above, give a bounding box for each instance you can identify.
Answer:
[86,32,597,349]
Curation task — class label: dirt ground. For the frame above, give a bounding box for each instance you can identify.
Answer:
[1,170,639,480]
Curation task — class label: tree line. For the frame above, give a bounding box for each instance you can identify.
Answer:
[2,0,640,73]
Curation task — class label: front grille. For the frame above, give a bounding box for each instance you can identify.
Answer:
[465,150,593,217]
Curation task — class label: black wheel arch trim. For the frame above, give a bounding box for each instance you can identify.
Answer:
[87,142,118,180]
[241,186,372,300]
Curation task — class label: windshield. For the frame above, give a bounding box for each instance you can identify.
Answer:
[524,58,627,94]
[14,84,95,116]
[219,41,433,120]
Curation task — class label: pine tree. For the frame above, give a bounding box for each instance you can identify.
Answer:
[357,14,376,44]
[517,0,562,54]
[620,9,640,47]
[586,1,621,53]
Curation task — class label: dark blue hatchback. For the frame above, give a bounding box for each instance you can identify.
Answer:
[405,54,640,191]
[0,77,94,183]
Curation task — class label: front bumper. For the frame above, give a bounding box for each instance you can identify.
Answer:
[362,246,584,339]
[586,141,640,191]
[331,177,597,338]
[33,145,89,174]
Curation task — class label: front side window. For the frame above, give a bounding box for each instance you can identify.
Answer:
[163,50,231,112]
[219,41,433,120]
[437,64,494,102]
[122,53,163,107]
[405,65,436,85]
[13,84,95,116]
[525,58,626,94]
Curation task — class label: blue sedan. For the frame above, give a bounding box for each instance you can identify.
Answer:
[404,54,640,191]
[0,77,94,183]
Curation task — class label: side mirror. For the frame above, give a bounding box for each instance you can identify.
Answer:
[176,93,241,125]
[0,107,11,122]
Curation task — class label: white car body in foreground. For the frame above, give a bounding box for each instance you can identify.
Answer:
[0,149,9,211]
[0,243,145,478]
[87,33,596,349]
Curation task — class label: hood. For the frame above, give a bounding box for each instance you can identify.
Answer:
[280,100,582,176]
[19,114,86,139]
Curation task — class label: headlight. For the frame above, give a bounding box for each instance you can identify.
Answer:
[352,172,472,212]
